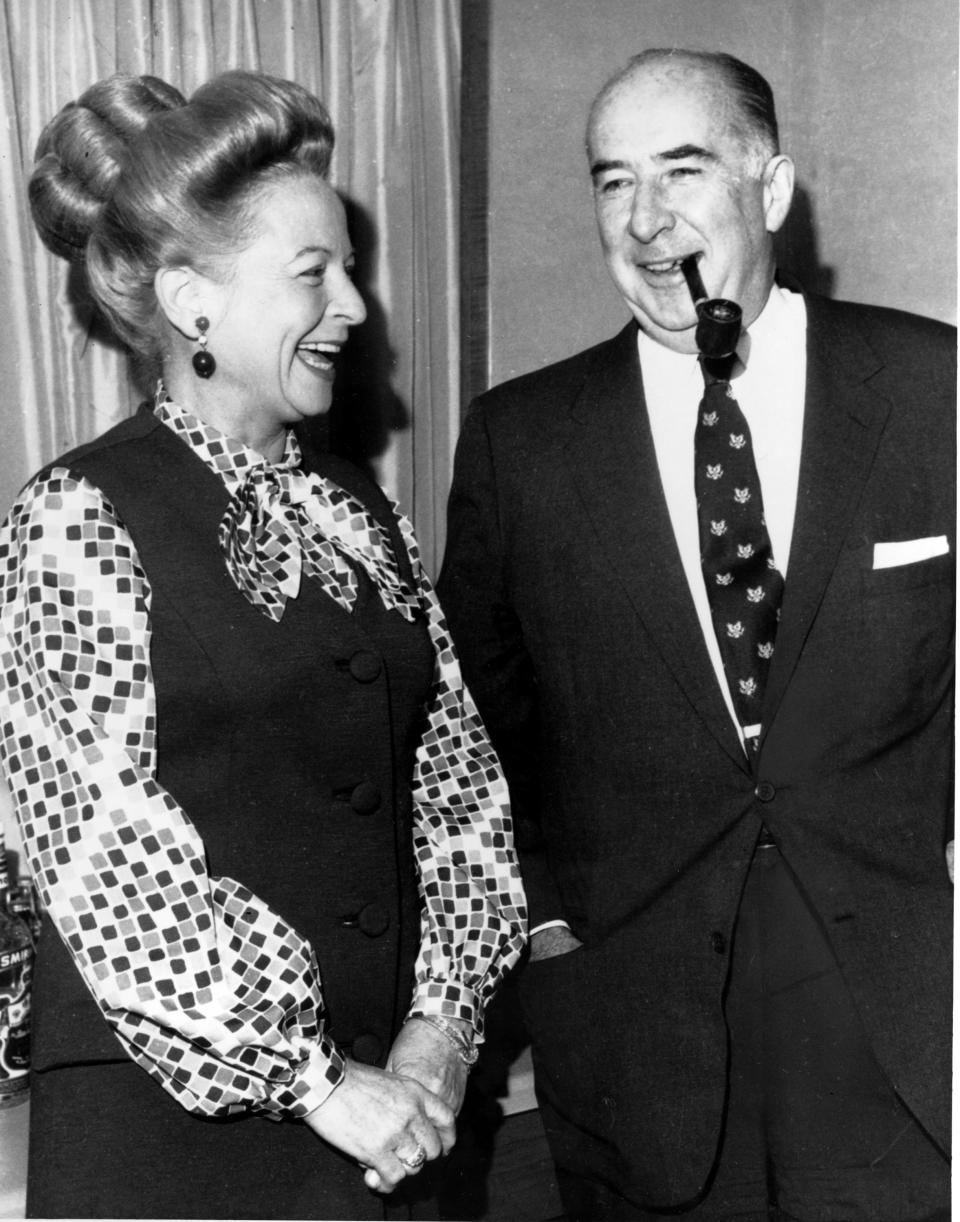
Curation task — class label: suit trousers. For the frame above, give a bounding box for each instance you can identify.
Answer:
[557,844,949,1222]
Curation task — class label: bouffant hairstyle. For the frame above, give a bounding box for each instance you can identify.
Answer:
[29,71,335,356]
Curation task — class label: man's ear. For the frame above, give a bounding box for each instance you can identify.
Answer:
[154,265,216,338]
[762,154,795,235]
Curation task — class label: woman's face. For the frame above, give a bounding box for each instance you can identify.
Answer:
[206,176,366,435]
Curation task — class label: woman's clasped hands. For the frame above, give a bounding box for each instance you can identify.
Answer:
[304,1051,457,1194]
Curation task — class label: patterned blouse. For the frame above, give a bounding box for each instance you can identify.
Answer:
[0,399,527,1120]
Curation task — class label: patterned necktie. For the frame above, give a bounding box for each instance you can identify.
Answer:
[694,354,784,752]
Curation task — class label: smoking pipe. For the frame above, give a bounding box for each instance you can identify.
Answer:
[680,256,742,359]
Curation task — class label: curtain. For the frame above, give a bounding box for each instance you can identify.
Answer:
[0,0,460,574]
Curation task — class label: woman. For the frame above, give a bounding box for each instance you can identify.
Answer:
[0,71,526,1219]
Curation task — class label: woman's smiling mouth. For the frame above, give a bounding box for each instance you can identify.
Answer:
[297,341,341,375]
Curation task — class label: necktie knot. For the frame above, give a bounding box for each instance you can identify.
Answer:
[699,353,739,387]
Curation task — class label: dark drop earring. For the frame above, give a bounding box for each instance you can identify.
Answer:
[192,316,216,378]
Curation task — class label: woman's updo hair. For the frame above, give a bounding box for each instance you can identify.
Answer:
[29,71,336,356]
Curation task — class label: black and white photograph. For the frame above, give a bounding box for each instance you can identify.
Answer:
[0,2,955,1219]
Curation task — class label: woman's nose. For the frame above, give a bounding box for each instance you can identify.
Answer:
[333,271,367,327]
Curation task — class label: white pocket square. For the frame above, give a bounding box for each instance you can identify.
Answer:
[873,535,949,569]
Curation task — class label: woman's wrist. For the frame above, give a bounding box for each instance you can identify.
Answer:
[407,1014,478,1066]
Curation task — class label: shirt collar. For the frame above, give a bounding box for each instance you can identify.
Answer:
[739,283,804,371]
[154,391,302,491]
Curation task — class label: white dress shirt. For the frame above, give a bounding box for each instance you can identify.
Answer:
[641,285,807,738]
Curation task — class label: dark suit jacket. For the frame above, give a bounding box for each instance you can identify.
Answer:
[438,294,955,1209]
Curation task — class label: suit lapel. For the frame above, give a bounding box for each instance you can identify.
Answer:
[760,296,891,738]
[562,323,747,770]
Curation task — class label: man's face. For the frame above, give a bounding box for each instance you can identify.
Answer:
[588,63,792,353]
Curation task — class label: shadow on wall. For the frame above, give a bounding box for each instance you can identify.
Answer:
[308,195,410,477]
[775,182,836,298]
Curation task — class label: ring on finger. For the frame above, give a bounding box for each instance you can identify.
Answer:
[398,1142,427,1171]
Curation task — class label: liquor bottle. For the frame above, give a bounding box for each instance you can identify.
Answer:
[8,881,41,946]
[0,833,32,1108]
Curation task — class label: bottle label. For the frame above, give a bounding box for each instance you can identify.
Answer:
[0,936,32,1097]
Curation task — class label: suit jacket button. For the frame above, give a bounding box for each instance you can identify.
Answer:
[350,782,382,814]
[352,1033,383,1064]
[348,650,382,683]
[357,903,391,937]
[755,781,776,802]
[711,931,727,955]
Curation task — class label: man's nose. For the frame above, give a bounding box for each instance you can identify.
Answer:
[628,181,675,243]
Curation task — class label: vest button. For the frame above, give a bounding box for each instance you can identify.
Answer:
[350,782,382,815]
[755,781,776,803]
[711,931,727,955]
[348,650,382,683]
[357,903,391,937]
[351,1033,383,1064]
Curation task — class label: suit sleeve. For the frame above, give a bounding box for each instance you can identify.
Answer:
[438,403,564,930]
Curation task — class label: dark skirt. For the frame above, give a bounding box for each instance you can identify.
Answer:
[28,1060,440,1220]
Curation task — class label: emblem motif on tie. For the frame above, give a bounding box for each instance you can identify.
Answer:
[695,354,785,750]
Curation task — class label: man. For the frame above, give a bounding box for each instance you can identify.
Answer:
[439,49,953,1221]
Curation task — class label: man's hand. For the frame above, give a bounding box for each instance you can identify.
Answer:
[529,924,583,962]
[303,1057,454,1194]
[386,1017,471,1116]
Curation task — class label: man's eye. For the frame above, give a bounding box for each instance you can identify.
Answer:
[302,266,326,282]
[667,165,701,180]
[596,177,632,196]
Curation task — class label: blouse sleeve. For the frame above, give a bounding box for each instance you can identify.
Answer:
[0,469,344,1118]
[398,519,528,1037]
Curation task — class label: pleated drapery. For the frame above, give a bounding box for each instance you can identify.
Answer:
[0,0,460,573]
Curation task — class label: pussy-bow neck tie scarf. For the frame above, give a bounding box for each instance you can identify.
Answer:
[219,462,421,624]
[152,392,419,623]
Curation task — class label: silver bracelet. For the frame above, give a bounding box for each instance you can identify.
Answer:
[414,1014,479,1066]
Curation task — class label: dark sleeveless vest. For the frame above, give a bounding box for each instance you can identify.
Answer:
[31,406,434,1076]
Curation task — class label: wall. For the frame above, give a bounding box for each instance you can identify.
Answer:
[485,0,958,385]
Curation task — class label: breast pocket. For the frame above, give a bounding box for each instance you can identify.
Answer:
[862,548,954,596]
[859,548,954,633]
[851,546,955,726]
